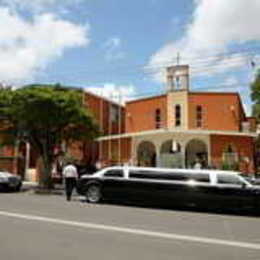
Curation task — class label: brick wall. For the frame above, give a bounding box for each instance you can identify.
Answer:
[125,95,167,133]
[188,93,246,131]
[100,137,132,166]
[210,135,255,174]
[0,158,17,173]
[84,92,125,135]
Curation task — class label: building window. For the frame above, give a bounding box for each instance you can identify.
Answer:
[175,105,181,127]
[155,108,161,129]
[196,105,203,128]
[110,105,119,123]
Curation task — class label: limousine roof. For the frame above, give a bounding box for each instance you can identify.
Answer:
[102,166,240,175]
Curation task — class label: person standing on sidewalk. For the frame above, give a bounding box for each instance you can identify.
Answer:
[62,162,78,201]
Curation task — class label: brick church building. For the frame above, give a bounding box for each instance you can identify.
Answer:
[98,65,257,174]
[0,65,257,181]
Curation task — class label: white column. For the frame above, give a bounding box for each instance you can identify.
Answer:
[207,136,211,167]
[181,149,186,168]
[156,146,161,167]
[131,137,137,166]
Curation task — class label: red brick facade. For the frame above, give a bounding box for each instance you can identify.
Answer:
[99,89,257,174]
[188,92,247,131]
[126,95,167,132]
[210,135,255,173]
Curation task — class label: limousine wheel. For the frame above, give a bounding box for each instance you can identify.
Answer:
[86,184,102,203]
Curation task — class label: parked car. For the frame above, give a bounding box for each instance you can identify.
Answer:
[77,166,260,212]
[0,171,22,192]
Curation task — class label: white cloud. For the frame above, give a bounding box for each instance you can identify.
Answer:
[0,7,89,84]
[104,37,125,61]
[149,0,260,81]
[85,83,136,104]
[105,37,121,49]
[0,0,84,13]
[224,76,239,86]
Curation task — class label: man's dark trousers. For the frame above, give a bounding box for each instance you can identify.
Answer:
[65,177,77,201]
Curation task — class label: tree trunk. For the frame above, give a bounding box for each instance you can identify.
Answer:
[39,155,54,190]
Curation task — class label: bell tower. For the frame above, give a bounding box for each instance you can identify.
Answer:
[166,65,189,92]
[166,65,189,130]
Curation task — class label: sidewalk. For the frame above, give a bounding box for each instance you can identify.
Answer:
[22,181,65,195]
[22,181,38,191]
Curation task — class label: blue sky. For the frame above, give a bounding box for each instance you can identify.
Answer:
[0,0,259,114]
[41,0,194,88]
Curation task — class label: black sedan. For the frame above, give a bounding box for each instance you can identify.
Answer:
[0,171,22,192]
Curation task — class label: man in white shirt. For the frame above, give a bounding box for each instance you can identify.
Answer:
[62,162,78,201]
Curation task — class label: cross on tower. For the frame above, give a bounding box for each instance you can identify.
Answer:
[177,52,180,66]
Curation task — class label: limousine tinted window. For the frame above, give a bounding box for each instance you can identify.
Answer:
[129,171,209,183]
[217,174,242,185]
[104,170,124,178]
[129,171,160,179]
[190,173,210,183]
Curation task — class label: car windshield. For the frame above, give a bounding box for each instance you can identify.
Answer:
[238,174,253,187]
[217,173,252,187]
[238,174,254,186]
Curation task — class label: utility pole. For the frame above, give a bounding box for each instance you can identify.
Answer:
[108,94,112,165]
[118,90,122,166]
[99,91,104,167]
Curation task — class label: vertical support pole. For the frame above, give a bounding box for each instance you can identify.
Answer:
[25,142,31,181]
[131,137,136,166]
[99,91,103,166]
[118,90,122,165]
[108,94,112,165]
[156,144,160,167]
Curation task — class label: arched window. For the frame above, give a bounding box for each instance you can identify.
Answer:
[175,105,181,126]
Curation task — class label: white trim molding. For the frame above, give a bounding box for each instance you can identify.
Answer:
[97,129,258,141]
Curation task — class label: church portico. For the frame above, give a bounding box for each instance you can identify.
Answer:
[132,130,210,169]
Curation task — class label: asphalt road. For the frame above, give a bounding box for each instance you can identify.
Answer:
[0,192,260,260]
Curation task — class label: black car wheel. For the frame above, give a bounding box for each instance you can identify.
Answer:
[15,183,22,192]
[85,184,102,203]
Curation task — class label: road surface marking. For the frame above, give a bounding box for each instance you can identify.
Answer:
[0,210,259,250]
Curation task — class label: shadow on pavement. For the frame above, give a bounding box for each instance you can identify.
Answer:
[91,199,260,218]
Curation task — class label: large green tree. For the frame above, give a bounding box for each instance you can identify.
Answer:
[0,85,99,188]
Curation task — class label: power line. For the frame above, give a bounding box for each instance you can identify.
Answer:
[98,81,251,103]
[37,46,260,81]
